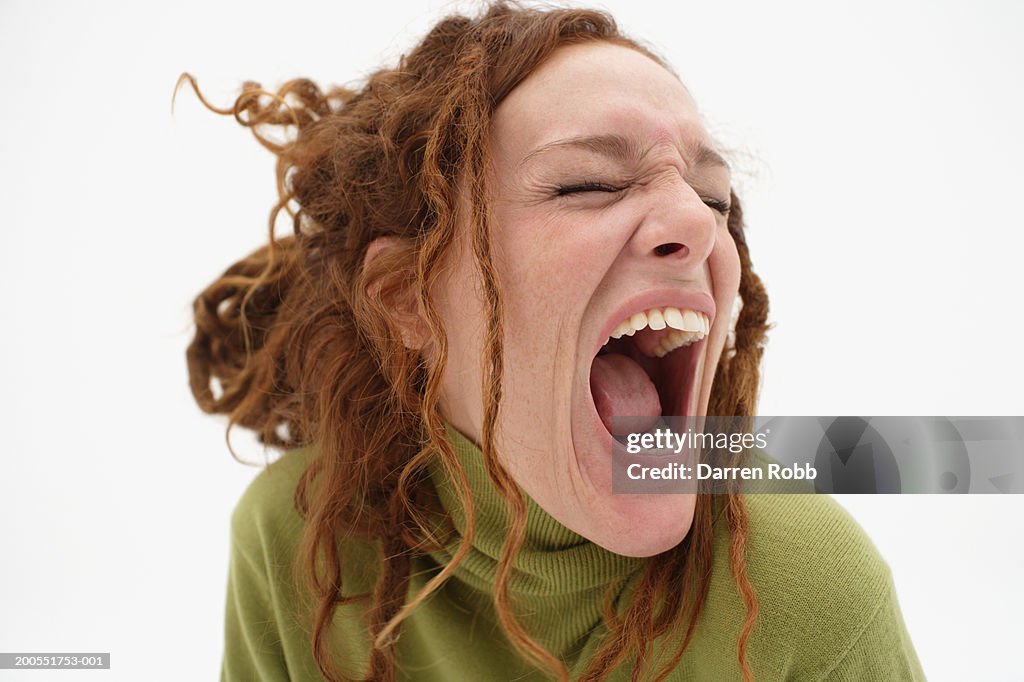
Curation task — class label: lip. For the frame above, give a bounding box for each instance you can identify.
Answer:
[606,422,703,495]
[591,288,717,359]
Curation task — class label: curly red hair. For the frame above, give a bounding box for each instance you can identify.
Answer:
[182,3,770,680]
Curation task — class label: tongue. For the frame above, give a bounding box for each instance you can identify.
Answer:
[590,353,662,435]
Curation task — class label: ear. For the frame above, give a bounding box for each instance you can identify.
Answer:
[363,236,431,351]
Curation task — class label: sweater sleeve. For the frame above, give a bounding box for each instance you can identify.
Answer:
[220,496,291,682]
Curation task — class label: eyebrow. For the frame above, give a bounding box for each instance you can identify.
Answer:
[519,133,730,172]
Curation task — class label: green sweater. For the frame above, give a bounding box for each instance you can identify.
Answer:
[221,428,925,680]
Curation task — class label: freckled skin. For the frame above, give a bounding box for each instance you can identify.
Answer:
[431,43,741,557]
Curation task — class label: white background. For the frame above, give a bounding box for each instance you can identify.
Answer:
[1,1,1022,680]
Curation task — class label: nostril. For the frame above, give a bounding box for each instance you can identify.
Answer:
[654,243,686,257]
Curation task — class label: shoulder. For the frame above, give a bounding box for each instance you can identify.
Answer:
[224,450,382,679]
[708,490,923,679]
[737,448,896,627]
[229,447,381,597]
[740,491,891,617]
[230,447,313,560]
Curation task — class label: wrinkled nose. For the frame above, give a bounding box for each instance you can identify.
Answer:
[632,178,717,269]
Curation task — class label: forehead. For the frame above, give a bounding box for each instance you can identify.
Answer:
[491,42,712,163]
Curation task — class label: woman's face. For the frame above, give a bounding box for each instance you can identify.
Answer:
[433,42,741,556]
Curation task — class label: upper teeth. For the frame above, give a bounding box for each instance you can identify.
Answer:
[606,306,710,358]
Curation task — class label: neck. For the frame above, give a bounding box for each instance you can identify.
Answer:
[427,424,643,657]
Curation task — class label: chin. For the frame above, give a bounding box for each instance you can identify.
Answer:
[567,420,700,557]
[585,491,698,558]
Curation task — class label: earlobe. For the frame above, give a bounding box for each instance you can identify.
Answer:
[363,236,431,351]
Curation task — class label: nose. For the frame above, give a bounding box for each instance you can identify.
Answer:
[630,177,717,266]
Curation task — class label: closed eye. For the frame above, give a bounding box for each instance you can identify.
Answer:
[555,182,624,196]
[701,197,731,215]
[554,182,730,215]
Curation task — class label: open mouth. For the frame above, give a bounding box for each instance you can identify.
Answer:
[589,306,709,441]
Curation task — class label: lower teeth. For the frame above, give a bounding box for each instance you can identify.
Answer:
[654,330,704,358]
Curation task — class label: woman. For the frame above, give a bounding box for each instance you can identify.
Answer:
[185,3,924,680]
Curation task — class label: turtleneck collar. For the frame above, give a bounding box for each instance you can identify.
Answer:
[426,424,643,657]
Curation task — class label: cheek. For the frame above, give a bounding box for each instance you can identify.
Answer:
[491,217,580,342]
[432,254,489,441]
[492,214,618,336]
[710,226,742,303]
